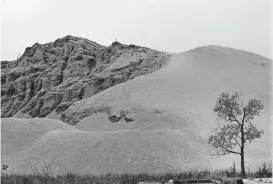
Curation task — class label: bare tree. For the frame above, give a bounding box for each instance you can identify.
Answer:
[208,92,264,178]
[30,159,55,178]
[229,161,237,178]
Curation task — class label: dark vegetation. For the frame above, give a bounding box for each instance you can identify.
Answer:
[1,162,272,184]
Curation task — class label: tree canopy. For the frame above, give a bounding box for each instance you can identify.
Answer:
[208,92,264,178]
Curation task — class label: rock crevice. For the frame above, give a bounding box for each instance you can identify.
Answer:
[1,36,170,120]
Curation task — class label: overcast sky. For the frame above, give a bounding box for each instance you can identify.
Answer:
[1,0,272,60]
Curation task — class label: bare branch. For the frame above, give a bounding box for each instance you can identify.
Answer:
[230,114,242,126]
[221,125,241,148]
[232,135,241,148]
[224,149,241,155]
[214,92,242,126]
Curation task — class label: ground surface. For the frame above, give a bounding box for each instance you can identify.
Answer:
[1,42,272,174]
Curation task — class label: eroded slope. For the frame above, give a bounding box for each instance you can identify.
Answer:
[1,36,170,119]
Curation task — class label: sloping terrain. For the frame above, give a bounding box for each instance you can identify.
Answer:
[1,37,272,174]
[1,118,270,174]
[64,45,271,134]
[1,35,170,119]
[1,118,78,156]
[2,118,212,174]
[61,45,272,170]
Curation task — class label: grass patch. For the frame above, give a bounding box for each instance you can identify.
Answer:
[1,170,272,184]
[1,162,272,184]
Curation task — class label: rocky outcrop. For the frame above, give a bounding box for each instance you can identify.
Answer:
[1,35,170,120]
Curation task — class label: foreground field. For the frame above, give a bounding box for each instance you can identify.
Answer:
[1,172,272,184]
[2,118,271,175]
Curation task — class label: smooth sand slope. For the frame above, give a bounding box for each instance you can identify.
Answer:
[2,45,272,174]
[2,118,213,174]
[2,118,270,174]
[69,45,271,144]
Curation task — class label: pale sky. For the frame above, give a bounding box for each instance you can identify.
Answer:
[1,0,272,60]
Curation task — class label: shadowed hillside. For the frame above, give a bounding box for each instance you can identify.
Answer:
[1,35,170,119]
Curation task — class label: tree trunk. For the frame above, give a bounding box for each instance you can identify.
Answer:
[241,145,245,178]
[241,124,246,178]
